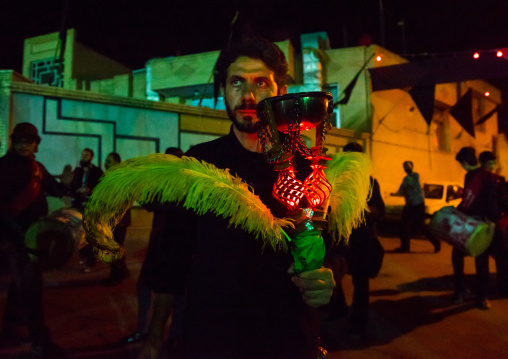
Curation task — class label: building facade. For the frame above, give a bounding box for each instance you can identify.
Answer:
[1,30,505,198]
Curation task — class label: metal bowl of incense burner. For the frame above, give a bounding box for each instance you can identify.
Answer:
[256,92,333,132]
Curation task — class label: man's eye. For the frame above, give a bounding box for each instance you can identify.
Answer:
[257,80,267,87]
[231,79,242,87]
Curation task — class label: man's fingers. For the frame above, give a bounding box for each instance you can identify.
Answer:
[291,276,331,291]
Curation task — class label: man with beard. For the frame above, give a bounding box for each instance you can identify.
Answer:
[70,148,103,272]
[137,37,336,359]
[70,148,103,210]
[104,152,131,284]
[394,161,440,253]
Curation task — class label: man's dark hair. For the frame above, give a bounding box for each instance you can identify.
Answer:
[455,146,477,166]
[343,142,364,153]
[214,37,288,96]
[108,152,121,163]
[83,148,94,158]
[165,147,184,158]
[479,151,496,164]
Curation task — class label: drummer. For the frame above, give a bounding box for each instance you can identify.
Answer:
[0,123,65,357]
[453,147,508,310]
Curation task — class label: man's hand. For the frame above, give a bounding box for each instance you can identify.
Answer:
[288,264,335,307]
[77,186,91,195]
[136,336,163,359]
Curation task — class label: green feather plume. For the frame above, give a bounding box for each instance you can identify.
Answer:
[324,152,372,243]
[84,151,371,263]
[83,154,294,262]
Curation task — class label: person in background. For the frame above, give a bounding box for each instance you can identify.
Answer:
[70,148,103,273]
[325,142,385,341]
[393,161,440,253]
[477,151,508,298]
[70,148,103,210]
[105,152,131,284]
[123,147,185,347]
[452,147,508,310]
[0,123,65,358]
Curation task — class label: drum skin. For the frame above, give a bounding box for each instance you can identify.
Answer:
[431,206,495,257]
[25,208,85,270]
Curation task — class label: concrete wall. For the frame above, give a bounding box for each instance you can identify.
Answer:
[0,80,230,175]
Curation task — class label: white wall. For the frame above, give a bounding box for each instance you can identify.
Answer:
[11,93,180,174]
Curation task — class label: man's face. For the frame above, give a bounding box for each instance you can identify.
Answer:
[484,160,497,172]
[105,155,118,170]
[223,56,286,133]
[80,150,93,167]
[403,163,412,174]
[460,161,472,171]
[13,140,37,157]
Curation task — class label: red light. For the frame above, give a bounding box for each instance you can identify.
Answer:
[272,157,332,211]
[376,55,382,62]
[273,168,306,211]
[473,52,480,59]
[485,92,490,97]
[497,51,503,57]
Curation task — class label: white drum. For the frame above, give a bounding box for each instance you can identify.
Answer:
[430,206,494,257]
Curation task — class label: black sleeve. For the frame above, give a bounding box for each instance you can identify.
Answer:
[368,177,385,220]
[40,163,64,197]
[145,204,197,295]
[88,167,104,190]
[486,175,500,222]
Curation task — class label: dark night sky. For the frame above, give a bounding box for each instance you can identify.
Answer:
[2,0,508,72]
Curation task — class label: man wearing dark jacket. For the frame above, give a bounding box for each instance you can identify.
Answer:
[0,123,64,357]
[453,147,508,310]
[70,148,103,210]
[70,148,103,272]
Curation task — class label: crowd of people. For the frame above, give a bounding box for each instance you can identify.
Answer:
[1,36,508,359]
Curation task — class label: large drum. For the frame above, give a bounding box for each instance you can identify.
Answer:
[430,206,494,257]
[25,208,85,270]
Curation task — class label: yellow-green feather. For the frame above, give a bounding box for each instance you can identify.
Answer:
[83,154,293,261]
[324,152,372,243]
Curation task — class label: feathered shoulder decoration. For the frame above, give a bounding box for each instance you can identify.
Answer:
[83,154,293,261]
[324,152,372,242]
[83,152,371,262]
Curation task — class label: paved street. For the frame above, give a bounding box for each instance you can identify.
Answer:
[1,230,508,358]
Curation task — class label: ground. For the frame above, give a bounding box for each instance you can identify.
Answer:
[1,229,508,358]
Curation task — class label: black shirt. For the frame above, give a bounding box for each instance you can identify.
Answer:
[158,127,319,359]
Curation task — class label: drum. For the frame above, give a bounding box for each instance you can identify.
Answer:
[430,206,494,257]
[257,92,333,131]
[25,208,85,270]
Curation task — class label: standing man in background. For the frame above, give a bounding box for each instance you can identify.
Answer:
[0,123,65,358]
[394,161,440,253]
[104,152,131,284]
[70,148,103,211]
[71,148,103,272]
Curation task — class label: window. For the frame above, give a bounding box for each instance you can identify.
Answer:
[30,58,64,87]
[446,185,463,201]
[423,184,444,199]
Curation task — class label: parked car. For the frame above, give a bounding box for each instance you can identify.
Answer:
[384,182,463,221]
